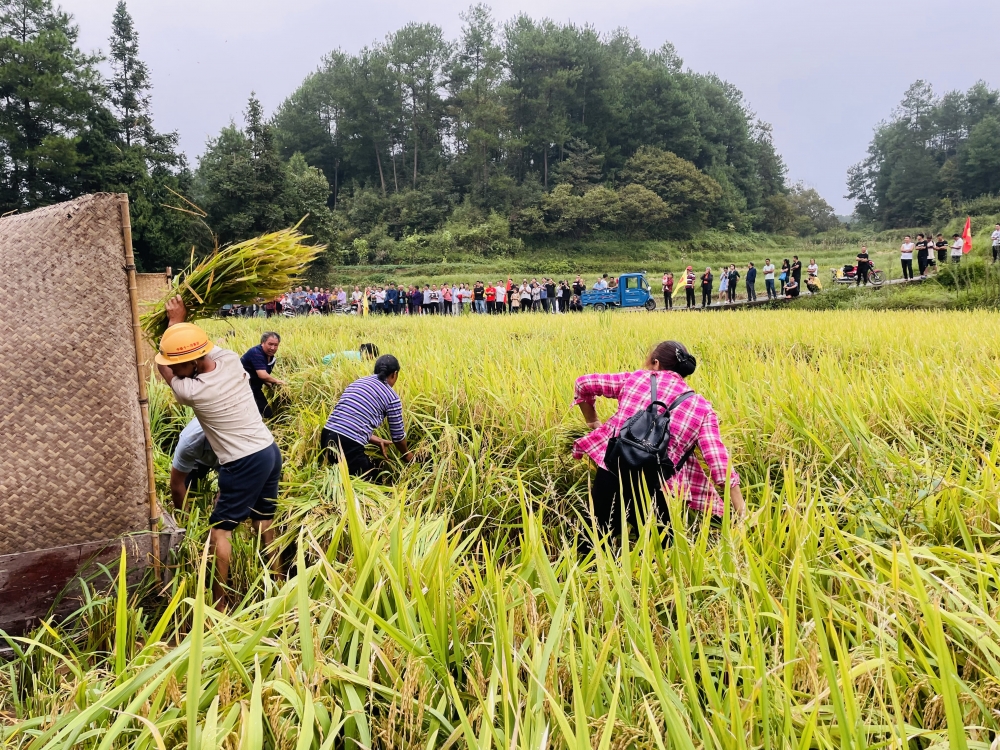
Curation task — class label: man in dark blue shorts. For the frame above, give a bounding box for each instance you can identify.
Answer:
[156,297,283,606]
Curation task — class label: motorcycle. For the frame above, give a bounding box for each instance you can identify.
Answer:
[832,263,884,287]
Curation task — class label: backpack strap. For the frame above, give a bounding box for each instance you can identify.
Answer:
[666,390,695,412]
[649,373,658,404]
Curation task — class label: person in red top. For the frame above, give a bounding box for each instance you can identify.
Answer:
[573,340,744,539]
[662,271,674,309]
[484,283,497,314]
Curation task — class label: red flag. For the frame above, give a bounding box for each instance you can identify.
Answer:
[962,216,973,254]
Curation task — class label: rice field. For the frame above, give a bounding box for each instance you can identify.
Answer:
[4,309,1000,749]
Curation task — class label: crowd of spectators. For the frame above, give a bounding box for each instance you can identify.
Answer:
[266,277,613,316]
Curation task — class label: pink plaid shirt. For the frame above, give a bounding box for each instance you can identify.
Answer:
[572,369,739,515]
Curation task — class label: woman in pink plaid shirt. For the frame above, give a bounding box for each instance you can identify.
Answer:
[573,340,744,537]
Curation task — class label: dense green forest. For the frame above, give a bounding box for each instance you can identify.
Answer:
[847,80,1000,228]
[0,0,844,272]
[3,0,996,276]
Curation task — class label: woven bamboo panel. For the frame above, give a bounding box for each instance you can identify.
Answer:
[0,194,148,556]
[135,272,170,382]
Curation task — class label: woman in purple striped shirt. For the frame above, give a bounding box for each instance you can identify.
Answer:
[321,355,414,477]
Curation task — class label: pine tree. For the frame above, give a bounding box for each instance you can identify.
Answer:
[196,94,293,245]
[108,0,149,147]
[0,0,102,210]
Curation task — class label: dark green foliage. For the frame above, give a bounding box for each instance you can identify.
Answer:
[0,0,101,208]
[0,0,193,271]
[271,11,795,246]
[848,80,1000,228]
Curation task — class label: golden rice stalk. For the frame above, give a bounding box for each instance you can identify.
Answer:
[141,226,324,340]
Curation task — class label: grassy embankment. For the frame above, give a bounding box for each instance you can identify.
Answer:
[4,310,1000,748]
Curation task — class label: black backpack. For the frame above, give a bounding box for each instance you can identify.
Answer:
[604,374,695,477]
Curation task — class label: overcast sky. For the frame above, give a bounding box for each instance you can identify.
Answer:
[68,0,998,214]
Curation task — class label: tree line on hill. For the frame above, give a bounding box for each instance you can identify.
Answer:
[1,0,843,273]
[848,80,1000,228]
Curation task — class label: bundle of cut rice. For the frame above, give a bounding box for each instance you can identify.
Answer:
[141,227,324,339]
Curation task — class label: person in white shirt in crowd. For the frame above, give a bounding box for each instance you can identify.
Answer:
[899,235,915,280]
[495,281,506,313]
[452,283,461,315]
[762,259,776,300]
[374,287,385,314]
[593,274,609,291]
[951,233,964,264]
[155,296,282,607]
[991,223,1000,264]
[422,284,433,314]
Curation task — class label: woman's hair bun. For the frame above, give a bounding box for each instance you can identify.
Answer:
[648,340,697,377]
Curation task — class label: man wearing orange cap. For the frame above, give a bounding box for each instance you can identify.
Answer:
[155,296,282,606]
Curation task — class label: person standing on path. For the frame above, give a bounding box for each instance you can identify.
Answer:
[992,224,1000,263]
[684,266,696,308]
[900,235,915,280]
[745,263,757,302]
[915,233,930,278]
[717,268,729,305]
[700,267,714,308]
[726,265,739,304]
[662,271,674,309]
[935,234,949,265]
[791,256,802,287]
[156,296,282,607]
[780,259,790,295]
[241,332,285,418]
[546,279,558,313]
[762,259,775,299]
[951,234,964,264]
[856,246,871,286]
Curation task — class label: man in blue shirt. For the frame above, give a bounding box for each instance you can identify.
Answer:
[385,285,398,314]
[240,332,284,417]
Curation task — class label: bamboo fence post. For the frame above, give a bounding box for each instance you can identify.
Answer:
[119,195,162,583]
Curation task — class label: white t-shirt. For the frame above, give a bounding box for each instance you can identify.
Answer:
[495,286,506,303]
[991,229,1000,247]
[374,290,385,304]
[952,239,964,256]
[763,264,775,280]
[351,291,362,302]
[900,242,914,260]
[807,263,818,276]
[169,348,274,465]
[423,289,432,304]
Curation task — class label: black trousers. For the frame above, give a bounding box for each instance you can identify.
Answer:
[917,252,929,276]
[727,285,737,303]
[993,245,999,262]
[590,466,672,540]
[685,288,695,307]
[746,282,756,301]
[701,287,712,307]
[320,429,374,477]
[856,266,869,285]
[901,258,914,280]
[663,291,673,309]
[251,387,273,419]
